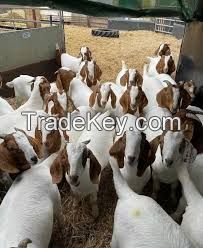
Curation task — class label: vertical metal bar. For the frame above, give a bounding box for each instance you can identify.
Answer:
[10,8,16,30]
[32,9,37,28]
[50,15,53,26]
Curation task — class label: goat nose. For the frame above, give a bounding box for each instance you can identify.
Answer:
[31,156,38,164]
[102,101,106,105]
[165,159,173,167]
[128,156,135,164]
[70,175,79,184]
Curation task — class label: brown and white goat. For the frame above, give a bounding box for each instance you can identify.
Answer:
[116,61,143,89]
[0,128,41,173]
[119,85,148,116]
[79,60,102,88]
[50,140,102,218]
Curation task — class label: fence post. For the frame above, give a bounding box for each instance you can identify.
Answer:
[50,15,53,26]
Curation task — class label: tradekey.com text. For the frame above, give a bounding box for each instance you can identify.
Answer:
[21,111,181,135]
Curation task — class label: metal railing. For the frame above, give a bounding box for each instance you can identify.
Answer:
[155,17,184,34]
[0,7,108,30]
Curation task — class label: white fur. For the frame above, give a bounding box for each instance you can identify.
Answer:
[6,75,35,106]
[78,111,115,170]
[0,77,49,137]
[0,153,62,248]
[68,77,93,108]
[13,130,38,165]
[61,53,83,73]
[68,106,97,143]
[113,114,151,193]
[0,97,14,115]
[109,157,195,248]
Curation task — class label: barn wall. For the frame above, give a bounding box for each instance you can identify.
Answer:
[0,25,64,97]
[176,21,203,89]
[0,25,64,72]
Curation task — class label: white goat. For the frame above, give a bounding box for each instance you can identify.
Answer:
[0,76,50,138]
[68,76,93,107]
[109,114,154,193]
[6,75,35,107]
[161,129,203,247]
[0,153,62,248]
[0,97,14,115]
[109,156,195,248]
[61,46,92,73]
[50,111,115,217]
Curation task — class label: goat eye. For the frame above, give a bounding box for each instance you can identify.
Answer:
[8,146,17,151]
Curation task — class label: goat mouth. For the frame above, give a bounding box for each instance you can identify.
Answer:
[70,181,80,187]
[130,104,136,110]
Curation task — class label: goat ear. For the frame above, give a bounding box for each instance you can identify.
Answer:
[119,90,129,114]
[110,87,117,109]
[109,134,126,168]
[14,127,26,135]
[50,148,69,184]
[55,72,64,94]
[137,136,155,177]
[138,88,148,114]
[156,56,165,74]
[149,135,162,159]
[82,139,91,145]
[179,89,191,109]
[0,134,6,140]
[87,149,101,184]
[89,85,99,107]
[167,57,176,75]
[27,136,43,159]
[35,125,42,144]
[183,123,194,141]
[120,70,129,86]
[135,71,143,87]
[156,87,173,112]
[80,62,88,82]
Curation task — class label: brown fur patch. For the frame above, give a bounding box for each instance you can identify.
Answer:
[55,69,76,93]
[50,147,69,184]
[156,84,174,112]
[0,131,41,173]
[120,70,129,86]
[109,133,126,169]
[44,92,66,118]
[86,148,102,184]
[137,133,155,177]
[119,86,148,115]
[39,77,51,101]
[89,84,101,108]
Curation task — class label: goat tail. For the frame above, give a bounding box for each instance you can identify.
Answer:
[109,157,134,200]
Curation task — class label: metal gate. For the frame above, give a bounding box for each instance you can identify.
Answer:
[155,18,175,34]
[155,17,185,35]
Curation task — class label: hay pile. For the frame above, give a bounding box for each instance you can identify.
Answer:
[64,26,182,82]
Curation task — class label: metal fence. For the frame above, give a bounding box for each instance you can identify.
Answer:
[155,17,185,34]
[0,7,108,30]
